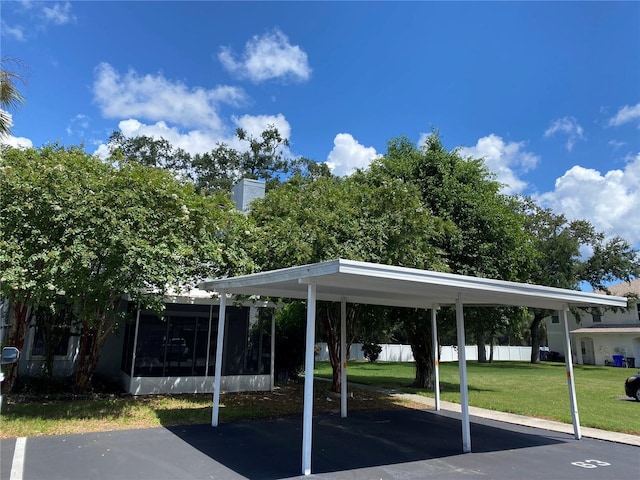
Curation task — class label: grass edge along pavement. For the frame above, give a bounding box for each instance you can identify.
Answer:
[314,360,640,436]
[1,360,638,439]
[0,380,426,439]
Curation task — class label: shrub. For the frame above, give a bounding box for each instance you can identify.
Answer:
[362,343,382,362]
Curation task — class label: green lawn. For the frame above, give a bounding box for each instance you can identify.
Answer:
[314,360,640,435]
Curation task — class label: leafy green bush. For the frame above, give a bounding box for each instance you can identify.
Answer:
[362,343,382,362]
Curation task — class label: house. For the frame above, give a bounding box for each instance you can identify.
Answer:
[545,278,640,368]
[5,179,274,395]
[14,292,276,395]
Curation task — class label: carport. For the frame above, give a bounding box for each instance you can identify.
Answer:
[198,259,627,476]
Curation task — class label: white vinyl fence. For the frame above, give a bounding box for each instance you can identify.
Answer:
[315,343,532,362]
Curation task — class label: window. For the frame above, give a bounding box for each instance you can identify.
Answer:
[591,308,602,323]
[551,314,559,324]
[123,303,271,378]
[31,325,71,357]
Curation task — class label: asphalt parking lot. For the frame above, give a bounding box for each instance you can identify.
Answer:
[2,407,639,480]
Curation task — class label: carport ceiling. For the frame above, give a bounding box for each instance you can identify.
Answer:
[200,259,627,310]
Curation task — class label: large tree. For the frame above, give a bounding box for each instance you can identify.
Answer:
[108,125,303,194]
[250,172,446,391]
[518,198,640,362]
[0,144,254,392]
[368,133,535,386]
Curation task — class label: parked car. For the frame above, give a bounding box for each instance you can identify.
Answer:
[624,372,640,401]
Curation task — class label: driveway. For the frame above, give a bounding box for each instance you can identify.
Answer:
[2,407,639,479]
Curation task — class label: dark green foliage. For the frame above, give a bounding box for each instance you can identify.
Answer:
[274,302,307,380]
[361,342,382,362]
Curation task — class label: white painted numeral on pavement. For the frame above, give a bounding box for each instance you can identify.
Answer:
[571,459,611,469]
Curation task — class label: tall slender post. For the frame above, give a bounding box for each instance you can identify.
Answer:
[205,303,213,377]
[302,283,317,476]
[431,305,441,411]
[270,307,276,392]
[456,294,471,453]
[561,306,581,439]
[129,304,141,380]
[340,298,347,418]
[211,292,227,427]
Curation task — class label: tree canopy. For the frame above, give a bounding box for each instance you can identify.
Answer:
[518,198,640,362]
[249,172,447,390]
[0,144,254,391]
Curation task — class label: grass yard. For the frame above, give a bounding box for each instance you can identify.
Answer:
[314,360,640,435]
[1,361,637,439]
[0,381,421,439]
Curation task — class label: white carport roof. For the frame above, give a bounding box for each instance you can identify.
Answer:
[199,258,627,310]
[198,259,628,476]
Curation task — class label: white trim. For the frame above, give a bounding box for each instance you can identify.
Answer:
[199,259,627,310]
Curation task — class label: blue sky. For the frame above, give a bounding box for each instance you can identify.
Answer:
[2,1,639,249]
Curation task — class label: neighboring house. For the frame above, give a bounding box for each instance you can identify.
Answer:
[5,179,274,395]
[546,278,640,368]
[15,292,275,395]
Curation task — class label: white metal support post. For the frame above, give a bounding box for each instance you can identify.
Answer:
[302,282,317,476]
[431,305,441,411]
[270,307,276,392]
[340,298,347,418]
[211,292,227,427]
[129,304,141,380]
[205,304,214,377]
[560,306,582,440]
[456,294,471,453]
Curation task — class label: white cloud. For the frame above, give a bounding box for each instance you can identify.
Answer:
[326,133,379,177]
[459,134,540,195]
[536,153,640,246]
[92,63,247,130]
[42,2,75,25]
[0,21,26,41]
[544,116,585,151]
[1,1,75,41]
[608,139,626,150]
[608,102,640,127]
[93,114,293,160]
[219,29,311,83]
[66,114,90,136]
[0,122,33,149]
[0,111,32,148]
[0,136,33,149]
[232,113,291,142]
[99,119,224,157]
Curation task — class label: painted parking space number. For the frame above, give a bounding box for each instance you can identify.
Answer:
[571,459,611,469]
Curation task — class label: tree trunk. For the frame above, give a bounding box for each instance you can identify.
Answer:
[319,304,341,393]
[73,304,120,394]
[3,299,32,392]
[411,345,433,388]
[477,334,488,363]
[408,316,433,389]
[529,310,548,363]
[489,337,495,362]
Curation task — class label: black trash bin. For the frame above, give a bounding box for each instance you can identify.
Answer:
[626,357,635,368]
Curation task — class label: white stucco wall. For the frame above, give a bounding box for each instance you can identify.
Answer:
[546,302,640,366]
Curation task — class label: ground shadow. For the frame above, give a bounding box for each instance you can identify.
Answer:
[166,407,566,479]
